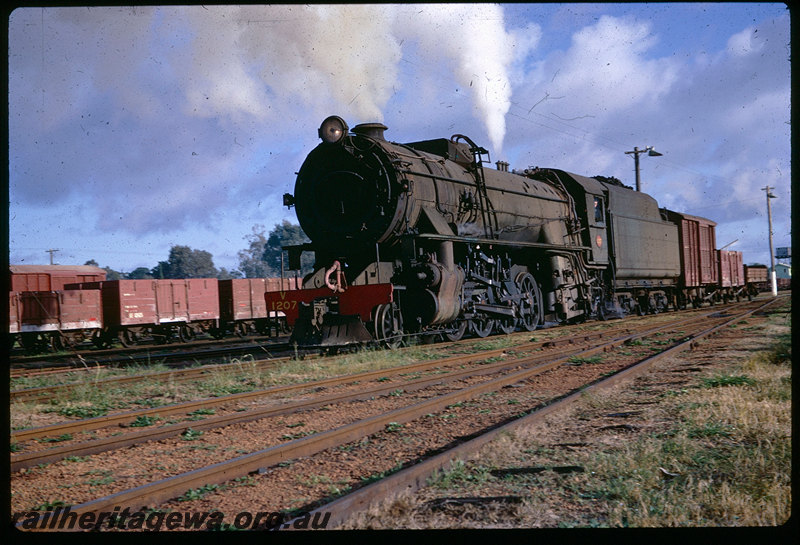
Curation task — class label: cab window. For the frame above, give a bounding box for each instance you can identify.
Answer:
[593,196,605,225]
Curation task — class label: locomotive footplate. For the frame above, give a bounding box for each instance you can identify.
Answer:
[265,283,393,347]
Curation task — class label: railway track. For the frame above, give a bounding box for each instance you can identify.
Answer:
[10,302,738,445]
[11,296,784,529]
[9,335,291,377]
[9,300,742,403]
[9,322,656,469]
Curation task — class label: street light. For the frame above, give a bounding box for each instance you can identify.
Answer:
[624,146,662,192]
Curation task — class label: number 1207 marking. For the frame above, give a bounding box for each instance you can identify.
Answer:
[270,300,298,311]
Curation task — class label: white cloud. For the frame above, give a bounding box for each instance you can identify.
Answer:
[8,5,790,270]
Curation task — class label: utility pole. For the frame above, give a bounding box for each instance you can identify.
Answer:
[624,146,662,192]
[762,186,778,296]
[46,249,59,265]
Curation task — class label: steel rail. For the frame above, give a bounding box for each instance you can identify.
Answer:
[11,310,714,443]
[11,324,634,442]
[23,299,777,525]
[289,296,786,529]
[10,356,287,404]
[9,326,643,471]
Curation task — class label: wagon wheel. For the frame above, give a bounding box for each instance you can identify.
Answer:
[178,324,196,343]
[636,296,648,316]
[117,329,137,347]
[443,320,468,342]
[50,332,74,352]
[20,333,42,352]
[516,272,543,331]
[50,332,66,352]
[234,322,248,338]
[255,319,270,336]
[374,303,403,349]
[92,330,109,349]
[469,315,495,338]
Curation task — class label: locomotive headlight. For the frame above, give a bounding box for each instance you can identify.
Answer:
[318,116,349,144]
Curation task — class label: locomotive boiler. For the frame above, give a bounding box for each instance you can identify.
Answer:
[269,115,676,347]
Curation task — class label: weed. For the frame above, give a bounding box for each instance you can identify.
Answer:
[129,415,161,427]
[63,456,90,463]
[181,428,204,441]
[567,355,604,365]
[84,471,115,487]
[429,460,491,489]
[701,374,755,388]
[384,422,403,433]
[687,421,733,438]
[56,405,109,419]
[232,475,256,487]
[188,408,216,416]
[31,500,69,511]
[178,484,219,502]
[37,434,73,443]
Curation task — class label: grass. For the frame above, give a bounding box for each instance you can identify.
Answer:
[355,302,791,529]
[568,313,791,526]
[10,342,462,430]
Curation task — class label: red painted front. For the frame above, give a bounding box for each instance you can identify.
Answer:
[264,284,393,326]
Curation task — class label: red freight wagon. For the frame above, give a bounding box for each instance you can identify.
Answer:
[664,210,718,307]
[219,279,267,322]
[264,277,302,292]
[715,250,745,303]
[9,292,20,335]
[717,250,744,288]
[219,278,298,337]
[219,278,268,336]
[16,290,103,350]
[664,211,717,287]
[66,279,220,346]
[744,264,768,284]
[9,265,106,292]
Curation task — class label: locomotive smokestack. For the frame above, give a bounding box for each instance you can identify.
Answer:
[352,122,388,141]
[496,160,509,172]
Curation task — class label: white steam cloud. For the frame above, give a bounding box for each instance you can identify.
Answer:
[179,5,528,151]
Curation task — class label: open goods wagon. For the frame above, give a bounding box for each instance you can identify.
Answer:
[64,279,220,346]
[9,265,107,292]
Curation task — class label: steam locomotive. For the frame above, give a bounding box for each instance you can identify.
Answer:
[266,115,753,348]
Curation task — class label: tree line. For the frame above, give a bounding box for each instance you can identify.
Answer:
[87,221,314,280]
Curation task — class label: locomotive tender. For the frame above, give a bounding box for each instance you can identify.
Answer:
[268,115,746,347]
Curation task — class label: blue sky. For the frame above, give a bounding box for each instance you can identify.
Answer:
[8,4,791,273]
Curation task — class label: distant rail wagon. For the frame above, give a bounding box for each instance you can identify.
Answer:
[8,266,297,351]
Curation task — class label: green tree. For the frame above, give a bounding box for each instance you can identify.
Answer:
[265,221,314,274]
[238,221,313,278]
[127,267,154,279]
[151,245,218,278]
[238,225,271,278]
[103,267,123,280]
[84,260,123,279]
[217,267,243,280]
